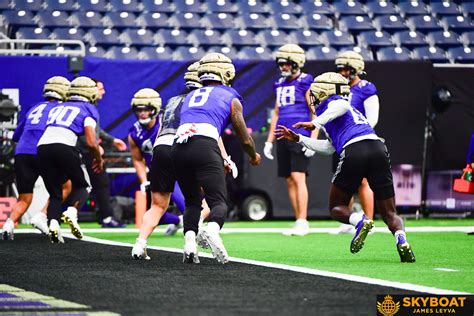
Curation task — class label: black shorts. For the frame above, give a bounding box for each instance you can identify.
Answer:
[150,145,177,193]
[332,140,395,200]
[276,139,310,178]
[14,154,41,194]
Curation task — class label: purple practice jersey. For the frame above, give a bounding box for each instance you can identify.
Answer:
[129,121,160,167]
[13,100,60,155]
[348,80,377,117]
[46,101,99,135]
[316,95,375,155]
[180,85,242,135]
[274,72,313,137]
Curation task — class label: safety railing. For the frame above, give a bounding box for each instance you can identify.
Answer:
[0,35,86,57]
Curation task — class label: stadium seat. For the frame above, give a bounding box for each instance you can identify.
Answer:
[2,10,37,27]
[289,30,324,47]
[141,0,173,13]
[70,11,104,29]
[341,47,374,61]
[447,46,474,63]
[257,29,288,48]
[223,29,258,47]
[357,30,393,48]
[155,29,189,46]
[201,13,235,30]
[397,1,430,16]
[440,16,474,34]
[332,0,365,16]
[460,2,474,16]
[77,0,107,12]
[235,1,269,14]
[50,27,86,41]
[425,30,461,48]
[139,45,174,60]
[138,12,170,30]
[108,0,141,12]
[173,46,206,60]
[120,28,156,46]
[188,29,223,47]
[107,46,139,60]
[406,15,443,33]
[13,0,42,11]
[306,46,338,60]
[16,26,51,39]
[412,46,449,63]
[35,11,71,28]
[87,45,107,58]
[364,1,397,16]
[172,0,207,14]
[237,13,269,30]
[339,15,375,33]
[85,28,121,46]
[372,15,409,34]
[206,1,236,13]
[299,1,333,15]
[168,13,203,29]
[461,31,474,46]
[301,13,333,31]
[103,12,139,29]
[376,46,412,61]
[44,0,77,11]
[320,30,355,48]
[268,14,302,31]
[238,46,272,60]
[429,1,460,16]
[392,30,427,48]
[206,46,239,60]
[267,1,301,15]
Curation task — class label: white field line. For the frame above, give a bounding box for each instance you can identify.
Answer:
[52,235,471,296]
[433,268,459,272]
[13,226,474,234]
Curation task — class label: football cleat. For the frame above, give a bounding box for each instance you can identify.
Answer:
[131,239,151,260]
[350,216,374,254]
[1,218,14,241]
[199,228,228,264]
[183,234,200,264]
[283,219,310,236]
[31,212,49,235]
[396,235,416,263]
[49,219,64,244]
[101,216,126,228]
[337,223,356,235]
[61,207,83,239]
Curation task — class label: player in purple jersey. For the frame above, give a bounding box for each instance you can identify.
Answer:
[37,76,104,243]
[335,51,380,233]
[2,76,70,241]
[173,53,261,264]
[275,72,415,263]
[264,44,317,236]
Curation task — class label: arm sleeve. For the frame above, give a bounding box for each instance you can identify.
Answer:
[363,94,380,128]
[297,134,335,155]
[98,128,115,143]
[311,99,351,128]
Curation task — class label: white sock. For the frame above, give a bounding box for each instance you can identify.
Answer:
[207,222,221,234]
[394,230,407,244]
[349,212,364,226]
[136,238,147,246]
[185,230,196,243]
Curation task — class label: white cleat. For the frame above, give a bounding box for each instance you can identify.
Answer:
[61,207,83,239]
[183,231,200,264]
[1,218,14,241]
[283,219,310,236]
[49,219,64,244]
[31,212,49,235]
[165,215,183,236]
[199,228,228,264]
[337,223,356,235]
[131,238,151,260]
[196,229,210,249]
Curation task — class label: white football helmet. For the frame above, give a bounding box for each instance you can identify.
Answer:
[309,72,350,113]
[198,53,235,86]
[184,62,202,90]
[68,76,99,103]
[131,88,162,125]
[335,50,365,79]
[43,76,70,101]
[275,44,305,77]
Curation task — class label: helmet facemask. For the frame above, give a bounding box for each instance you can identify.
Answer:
[133,105,157,126]
[277,58,300,78]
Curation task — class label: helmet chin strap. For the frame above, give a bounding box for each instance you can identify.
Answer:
[138,118,152,125]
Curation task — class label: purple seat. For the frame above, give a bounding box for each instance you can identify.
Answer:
[120,28,156,46]
[77,0,107,12]
[448,46,474,63]
[392,30,426,48]
[138,12,170,30]
[35,10,71,28]
[373,15,409,34]
[301,13,333,31]
[376,46,412,61]
[201,13,235,30]
[412,46,449,63]
[168,12,203,29]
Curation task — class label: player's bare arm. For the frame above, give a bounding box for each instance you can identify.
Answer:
[84,125,104,173]
[128,134,148,184]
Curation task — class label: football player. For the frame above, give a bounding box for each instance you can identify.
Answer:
[173,53,261,264]
[334,50,379,233]
[275,72,415,263]
[2,76,70,240]
[37,76,104,243]
[264,44,318,236]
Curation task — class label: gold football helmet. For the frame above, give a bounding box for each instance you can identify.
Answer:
[43,76,70,101]
[198,53,235,86]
